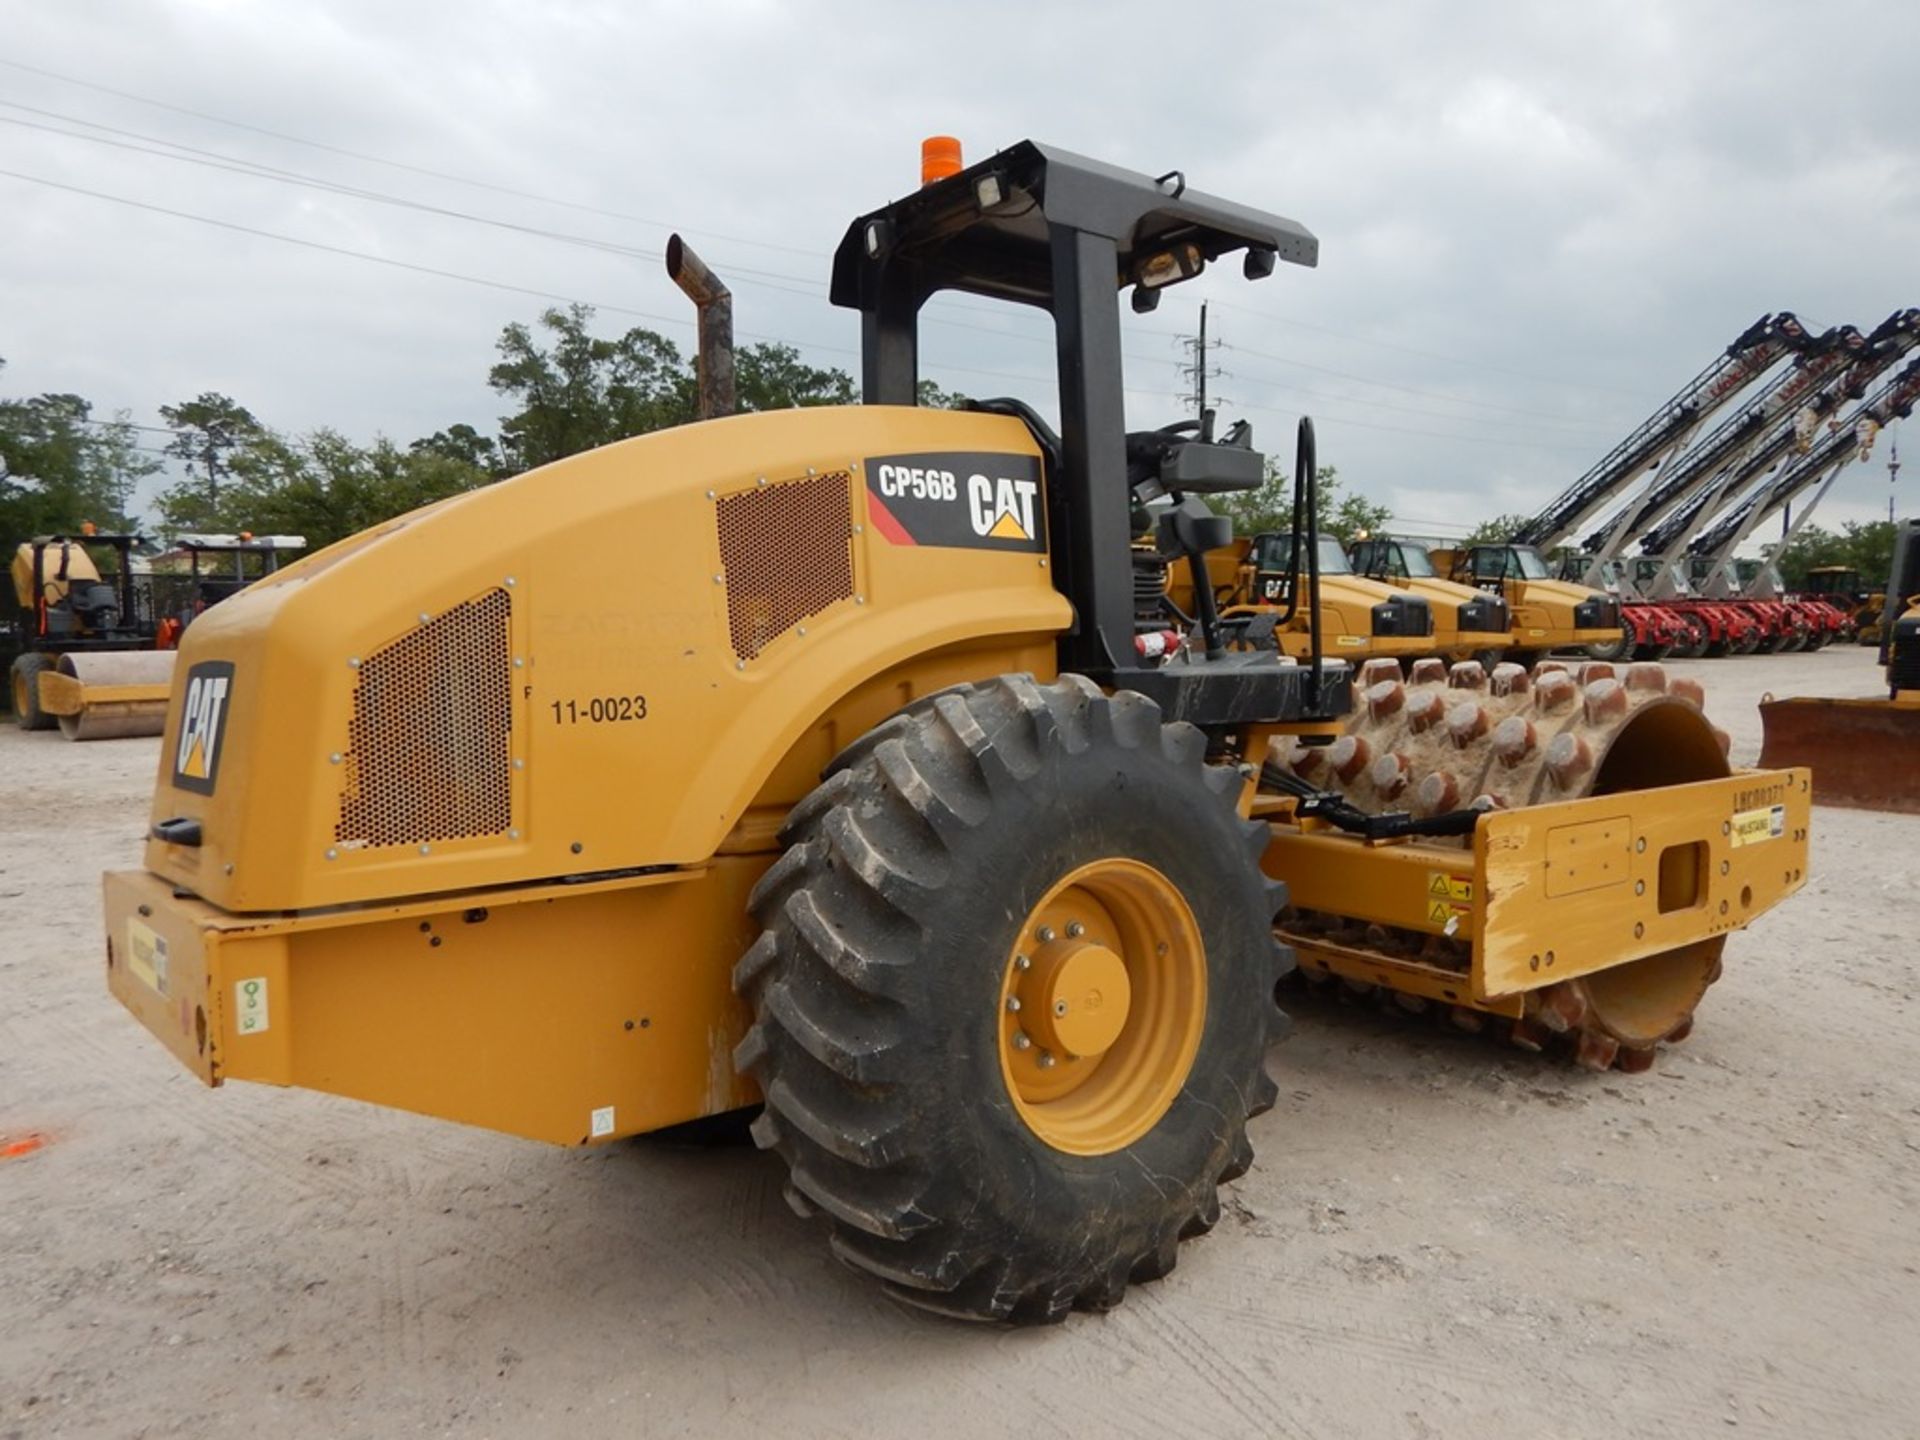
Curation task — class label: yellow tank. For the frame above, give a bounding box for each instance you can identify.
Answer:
[10,539,101,610]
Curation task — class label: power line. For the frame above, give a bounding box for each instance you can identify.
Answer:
[1221,339,1616,430]
[1205,350,1618,440]
[1,56,1641,424]
[0,103,838,290]
[0,55,824,259]
[0,165,733,337]
[0,169,1593,458]
[1206,295,1645,398]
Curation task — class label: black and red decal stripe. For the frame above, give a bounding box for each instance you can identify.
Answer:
[864,490,917,546]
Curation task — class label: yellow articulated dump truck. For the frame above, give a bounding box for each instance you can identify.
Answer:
[1432,542,1624,665]
[1161,531,1437,663]
[1349,534,1512,666]
[106,139,1809,1323]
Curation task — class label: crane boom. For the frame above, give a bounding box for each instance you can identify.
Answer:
[1586,323,1868,559]
[1688,356,1920,589]
[1636,309,1920,560]
[1512,313,1804,551]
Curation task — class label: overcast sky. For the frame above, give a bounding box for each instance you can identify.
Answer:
[3,0,1916,549]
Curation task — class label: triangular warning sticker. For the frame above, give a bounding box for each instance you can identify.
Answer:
[181,735,208,779]
[987,511,1030,540]
[1428,873,1450,897]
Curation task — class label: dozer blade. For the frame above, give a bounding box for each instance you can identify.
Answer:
[1758,695,1920,813]
[38,651,175,741]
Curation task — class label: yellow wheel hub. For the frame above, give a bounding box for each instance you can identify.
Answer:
[998,858,1206,1156]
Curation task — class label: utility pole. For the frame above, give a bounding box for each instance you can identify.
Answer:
[1177,303,1228,426]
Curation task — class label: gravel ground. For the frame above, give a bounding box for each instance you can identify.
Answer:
[1,644,1913,1439]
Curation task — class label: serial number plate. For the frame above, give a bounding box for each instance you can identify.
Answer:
[550,695,650,725]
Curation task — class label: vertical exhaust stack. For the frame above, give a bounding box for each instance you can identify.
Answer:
[666,234,736,419]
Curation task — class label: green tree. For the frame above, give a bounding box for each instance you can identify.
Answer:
[735,343,856,412]
[1462,513,1536,546]
[489,305,692,471]
[917,379,971,410]
[1,362,156,542]
[1215,460,1388,542]
[160,393,263,509]
[1771,519,1896,590]
[487,308,861,472]
[411,423,503,477]
[153,414,491,550]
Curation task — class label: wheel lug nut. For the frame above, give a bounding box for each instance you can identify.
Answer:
[1066,922,1085,938]
[1036,925,1055,943]
[1014,954,1031,971]
[1013,1032,1032,1051]
[1006,996,1022,1013]
[1037,1051,1056,1069]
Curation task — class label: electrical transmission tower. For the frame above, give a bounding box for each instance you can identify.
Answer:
[1177,302,1229,420]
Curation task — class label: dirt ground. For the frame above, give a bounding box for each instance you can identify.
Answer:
[2,644,1914,1439]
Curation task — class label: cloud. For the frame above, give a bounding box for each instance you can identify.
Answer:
[3,0,1915,543]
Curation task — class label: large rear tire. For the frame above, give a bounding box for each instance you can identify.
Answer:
[9,653,56,731]
[1586,632,1633,663]
[734,674,1289,1323]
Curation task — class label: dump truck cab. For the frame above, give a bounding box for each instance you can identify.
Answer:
[1160,530,1436,661]
[1438,542,1622,660]
[1239,530,1434,660]
[1348,535,1510,662]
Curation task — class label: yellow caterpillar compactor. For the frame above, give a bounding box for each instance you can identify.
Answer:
[1759,518,1920,811]
[9,532,175,739]
[106,140,1809,1323]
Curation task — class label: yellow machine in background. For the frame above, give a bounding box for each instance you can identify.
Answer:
[8,533,174,739]
[1349,534,1512,665]
[1160,532,1438,662]
[104,139,1809,1324]
[1759,518,1920,811]
[9,531,304,739]
[1431,542,1625,663]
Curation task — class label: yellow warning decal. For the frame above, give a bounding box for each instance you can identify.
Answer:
[1731,804,1786,847]
[127,919,169,996]
[1424,870,1474,932]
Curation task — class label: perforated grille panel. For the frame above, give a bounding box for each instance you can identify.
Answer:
[334,588,513,848]
[718,470,855,662]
